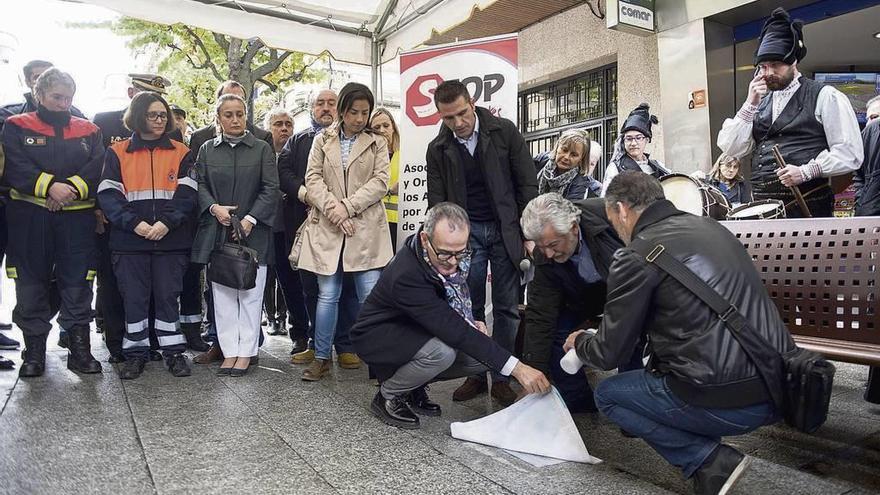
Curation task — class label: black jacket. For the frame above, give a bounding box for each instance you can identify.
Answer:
[854,119,880,216]
[351,231,512,382]
[276,126,319,235]
[576,200,795,408]
[523,199,623,374]
[426,106,537,270]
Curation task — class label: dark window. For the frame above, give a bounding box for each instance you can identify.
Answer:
[519,64,617,181]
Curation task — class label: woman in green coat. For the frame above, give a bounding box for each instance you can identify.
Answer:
[192,93,279,376]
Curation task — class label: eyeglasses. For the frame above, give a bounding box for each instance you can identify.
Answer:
[146,112,169,122]
[623,135,646,144]
[426,236,472,262]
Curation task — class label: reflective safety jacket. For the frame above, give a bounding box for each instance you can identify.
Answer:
[98,133,197,252]
[0,111,103,211]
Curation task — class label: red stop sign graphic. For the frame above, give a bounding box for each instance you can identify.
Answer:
[405,74,444,127]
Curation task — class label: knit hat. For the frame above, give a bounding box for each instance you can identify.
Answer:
[754,8,807,65]
[620,103,658,139]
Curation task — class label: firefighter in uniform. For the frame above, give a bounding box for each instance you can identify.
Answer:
[98,91,198,379]
[93,74,204,363]
[0,68,103,377]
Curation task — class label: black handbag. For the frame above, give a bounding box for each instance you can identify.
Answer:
[207,215,258,290]
[633,242,835,434]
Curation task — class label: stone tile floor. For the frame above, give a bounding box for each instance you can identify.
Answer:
[1,320,878,495]
[0,244,873,495]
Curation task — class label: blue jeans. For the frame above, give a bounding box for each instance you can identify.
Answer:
[467,221,520,382]
[313,267,381,360]
[595,370,777,478]
[300,269,358,352]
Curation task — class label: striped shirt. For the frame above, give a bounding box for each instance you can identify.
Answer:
[340,130,358,171]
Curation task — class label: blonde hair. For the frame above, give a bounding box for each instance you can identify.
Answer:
[370,107,400,153]
[553,129,591,174]
[710,153,743,183]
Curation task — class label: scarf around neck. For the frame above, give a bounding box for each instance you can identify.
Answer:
[537,158,580,195]
[421,242,476,328]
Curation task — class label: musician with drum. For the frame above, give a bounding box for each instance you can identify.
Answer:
[717,7,862,218]
[601,103,670,196]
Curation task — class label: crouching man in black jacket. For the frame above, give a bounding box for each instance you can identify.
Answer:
[564,172,795,495]
[520,194,625,413]
[352,203,550,429]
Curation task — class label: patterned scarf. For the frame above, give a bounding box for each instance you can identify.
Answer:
[422,243,476,328]
[537,158,580,195]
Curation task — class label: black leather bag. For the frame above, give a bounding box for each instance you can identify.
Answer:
[207,215,258,290]
[634,242,835,433]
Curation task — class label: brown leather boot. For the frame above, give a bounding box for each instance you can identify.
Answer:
[193,344,223,364]
[302,358,331,381]
[452,377,488,401]
[490,381,517,407]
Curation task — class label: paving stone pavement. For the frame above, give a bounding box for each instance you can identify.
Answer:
[1,322,878,494]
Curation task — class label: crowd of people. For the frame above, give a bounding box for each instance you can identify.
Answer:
[1,6,880,494]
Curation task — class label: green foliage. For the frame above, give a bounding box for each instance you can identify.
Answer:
[84,17,324,127]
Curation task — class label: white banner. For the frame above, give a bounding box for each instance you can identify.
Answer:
[397,34,519,242]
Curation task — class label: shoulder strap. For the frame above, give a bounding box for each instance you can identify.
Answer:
[630,241,785,409]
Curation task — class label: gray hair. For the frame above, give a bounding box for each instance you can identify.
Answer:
[604,171,665,212]
[589,139,603,166]
[520,193,581,241]
[33,67,76,100]
[263,106,292,128]
[309,88,337,107]
[868,94,880,110]
[424,202,469,237]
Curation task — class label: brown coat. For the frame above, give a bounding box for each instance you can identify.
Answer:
[293,127,393,275]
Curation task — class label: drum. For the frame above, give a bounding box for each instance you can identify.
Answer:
[726,200,786,220]
[659,174,730,220]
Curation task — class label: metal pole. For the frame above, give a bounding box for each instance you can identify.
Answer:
[371,36,380,99]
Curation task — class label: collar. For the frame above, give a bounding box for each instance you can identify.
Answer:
[631,200,686,239]
[212,130,255,147]
[127,132,175,152]
[455,112,480,145]
[439,106,500,146]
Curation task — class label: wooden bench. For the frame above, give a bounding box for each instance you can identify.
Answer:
[721,217,880,366]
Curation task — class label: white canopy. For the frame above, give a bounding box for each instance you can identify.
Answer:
[75,0,499,66]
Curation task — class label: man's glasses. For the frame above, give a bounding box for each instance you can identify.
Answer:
[146,112,169,122]
[623,135,646,144]
[426,236,472,262]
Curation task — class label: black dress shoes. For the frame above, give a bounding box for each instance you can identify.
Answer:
[693,444,751,495]
[371,392,420,429]
[408,386,441,416]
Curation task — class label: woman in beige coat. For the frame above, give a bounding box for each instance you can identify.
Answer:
[294,82,392,381]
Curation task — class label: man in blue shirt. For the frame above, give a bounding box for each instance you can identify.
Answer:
[520,194,628,411]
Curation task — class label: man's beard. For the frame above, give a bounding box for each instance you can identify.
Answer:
[766,69,795,91]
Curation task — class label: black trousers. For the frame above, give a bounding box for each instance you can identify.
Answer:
[6,202,96,336]
[274,231,308,340]
[179,262,203,326]
[113,252,188,357]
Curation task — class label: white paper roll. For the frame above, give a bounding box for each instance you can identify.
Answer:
[560,348,584,375]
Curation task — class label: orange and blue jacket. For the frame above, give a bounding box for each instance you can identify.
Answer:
[0,111,103,210]
[98,133,197,252]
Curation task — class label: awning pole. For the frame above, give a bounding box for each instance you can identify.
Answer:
[371,36,380,101]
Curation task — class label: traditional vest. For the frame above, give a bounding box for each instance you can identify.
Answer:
[750,77,832,217]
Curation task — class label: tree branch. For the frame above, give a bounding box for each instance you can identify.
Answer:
[256,78,278,92]
[212,31,230,54]
[273,55,320,86]
[243,38,265,65]
[181,26,224,81]
[252,49,293,80]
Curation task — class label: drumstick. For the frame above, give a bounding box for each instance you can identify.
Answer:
[771,145,812,218]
